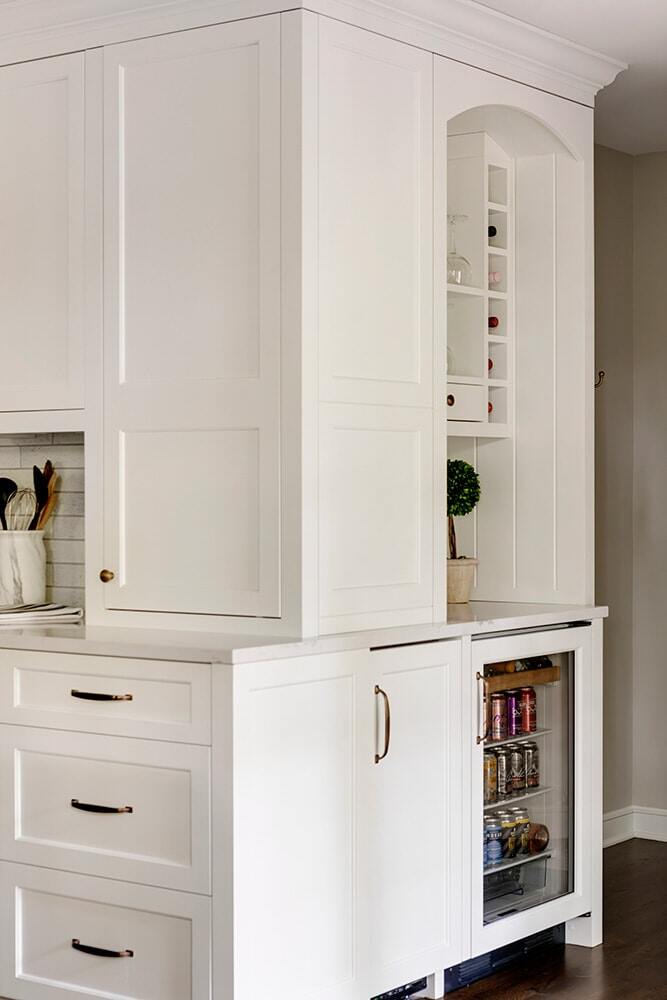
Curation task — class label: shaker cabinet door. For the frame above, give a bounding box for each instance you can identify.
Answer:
[362,640,466,995]
[0,53,85,411]
[102,17,281,618]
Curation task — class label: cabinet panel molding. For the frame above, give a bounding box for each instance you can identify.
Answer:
[0,53,85,411]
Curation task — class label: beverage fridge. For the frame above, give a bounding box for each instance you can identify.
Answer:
[469,624,598,955]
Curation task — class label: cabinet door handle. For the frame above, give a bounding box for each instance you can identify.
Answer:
[476,671,489,745]
[72,939,134,959]
[71,689,133,702]
[374,684,391,763]
[447,394,455,406]
[71,799,133,814]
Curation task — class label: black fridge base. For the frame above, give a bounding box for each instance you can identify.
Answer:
[444,923,565,992]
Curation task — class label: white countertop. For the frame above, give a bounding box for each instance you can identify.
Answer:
[0,602,607,665]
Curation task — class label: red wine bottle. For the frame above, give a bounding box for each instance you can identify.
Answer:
[488,316,499,328]
[488,225,497,238]
[488,357,494,372]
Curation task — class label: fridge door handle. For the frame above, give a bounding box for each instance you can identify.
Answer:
[476,671,489,745]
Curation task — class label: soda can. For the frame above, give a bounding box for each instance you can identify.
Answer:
[497,811,519,858]
[509,743,526,793]
[506,689,522,737]
[483,751,498,804]
[520,686,537,733]
[520,740,540,787]
[485,819,503,865]
[495,747,511,799]
[490,692,508,741]
[509,807,531,854]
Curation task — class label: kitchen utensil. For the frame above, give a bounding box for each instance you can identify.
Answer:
[29,465,49,531]
[6,489,38,532]
[37,473,59,530]
[43,459,54,485]
[0,478,17,531]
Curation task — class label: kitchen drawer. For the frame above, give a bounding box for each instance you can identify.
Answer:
[446,383,487,422]
[0,648,211,743]
[0,862,211,1000]
[0,727,211,893]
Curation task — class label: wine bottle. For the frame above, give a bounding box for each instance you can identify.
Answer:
[488,316,499,328]
[488,358,494,372]
[488,225,497,239]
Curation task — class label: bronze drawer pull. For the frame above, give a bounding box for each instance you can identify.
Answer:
[374,684,391,763]
[71,799,133,814]
[71,689,133,702]
[72,939,134,958]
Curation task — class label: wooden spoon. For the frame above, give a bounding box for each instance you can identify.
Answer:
[37,473,59,531]
[0,478,17,531]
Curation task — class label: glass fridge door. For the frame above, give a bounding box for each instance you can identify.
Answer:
[481,649,574,924]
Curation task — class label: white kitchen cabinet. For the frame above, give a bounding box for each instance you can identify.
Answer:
[101,17,282,619]
[233,649,369,1000]
[0,53,85,411]
[363,641,466,996]
[233,642,466,1000]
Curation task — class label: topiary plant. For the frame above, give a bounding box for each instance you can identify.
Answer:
[447,459,481,560]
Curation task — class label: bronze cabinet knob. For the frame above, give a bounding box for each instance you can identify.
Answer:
[447,394,455,406]
[99,569,115,583]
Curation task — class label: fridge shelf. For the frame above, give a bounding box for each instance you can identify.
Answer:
[484,786,551,810]
[485,727,552,748]
[484,665,561,694]
[484,851,552,876]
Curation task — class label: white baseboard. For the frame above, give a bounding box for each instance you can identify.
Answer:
[603,805,667,847]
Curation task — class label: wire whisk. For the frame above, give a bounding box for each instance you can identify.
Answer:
[5,489,38,531]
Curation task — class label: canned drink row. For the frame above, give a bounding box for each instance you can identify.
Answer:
[487,686,537,742]
[484,811,550,867]
[483,740,539,804]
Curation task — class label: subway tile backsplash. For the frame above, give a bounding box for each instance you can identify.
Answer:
[0,432,85,607]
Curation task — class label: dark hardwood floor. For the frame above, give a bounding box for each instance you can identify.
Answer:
[458,838,667,999]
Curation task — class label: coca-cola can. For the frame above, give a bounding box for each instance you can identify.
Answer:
[490,692,508,741]
[506,689,522,736]
[520,686,537,733]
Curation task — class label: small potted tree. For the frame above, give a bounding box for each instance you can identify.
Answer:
[447,458,481,604]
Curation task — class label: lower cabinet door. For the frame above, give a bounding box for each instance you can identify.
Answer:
[363,640,467,996]
[0,863,211,1000]
[0,727,211,893]
[233,650,371,1000]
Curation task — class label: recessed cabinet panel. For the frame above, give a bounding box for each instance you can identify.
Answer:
[115,429,262,615]
[318,19,433,406]
[119,44,262,384]
[319,404,434,630]
[103,18,281,619]
[0,54,84,410]
[234,651,369,1000]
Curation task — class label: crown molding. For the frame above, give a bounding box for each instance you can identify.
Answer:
[0,0,626,105]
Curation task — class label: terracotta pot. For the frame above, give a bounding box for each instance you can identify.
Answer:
[447,557,478,604]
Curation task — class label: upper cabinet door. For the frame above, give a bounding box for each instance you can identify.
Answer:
[317,19,433,408]
[103,18,281,618]
[0,54,85,411]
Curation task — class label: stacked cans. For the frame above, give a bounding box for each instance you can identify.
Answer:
[489,686,537,741]
[483,807,531,866]
[484,740,539,803]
